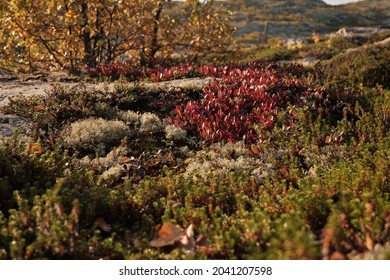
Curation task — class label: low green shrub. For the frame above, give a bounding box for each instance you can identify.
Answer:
[0,136,68,215]
[327,36,358,51]
[322,44,390,88]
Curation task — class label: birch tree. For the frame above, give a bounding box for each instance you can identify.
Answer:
[0,0,234,73]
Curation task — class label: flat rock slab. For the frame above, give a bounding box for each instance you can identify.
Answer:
[0,114,30,136]
[0,79,87,107]
[0,74,93,137]
[144,77,215,90]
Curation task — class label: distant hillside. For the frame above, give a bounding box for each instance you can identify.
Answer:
[225,0,390,40]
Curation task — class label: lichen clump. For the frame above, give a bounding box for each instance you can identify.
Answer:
[165,124,187,141]
[184,141,283,183]
[140,113,162,132]
[117,110,140,126]
[63,118,130,154]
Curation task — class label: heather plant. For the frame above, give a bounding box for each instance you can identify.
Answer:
[318,141,390,259]
[0,171,134,259]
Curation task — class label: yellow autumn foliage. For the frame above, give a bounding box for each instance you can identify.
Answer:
[0,0,234,73]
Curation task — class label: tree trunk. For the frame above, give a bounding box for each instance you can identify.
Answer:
[141,2,163,66]
[150,2,163,59]
[81,3,94,69]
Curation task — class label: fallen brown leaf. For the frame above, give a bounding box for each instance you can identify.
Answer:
[149,223,184,247]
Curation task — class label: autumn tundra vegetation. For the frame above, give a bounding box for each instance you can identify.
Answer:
[0,0,389,260]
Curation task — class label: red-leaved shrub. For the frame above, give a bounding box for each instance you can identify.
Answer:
[170,64,352,143]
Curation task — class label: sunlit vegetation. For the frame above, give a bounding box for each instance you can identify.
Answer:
[0,0,234,73]
[0,0,389,260]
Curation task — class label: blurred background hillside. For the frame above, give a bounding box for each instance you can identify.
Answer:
[223,0,390,42]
